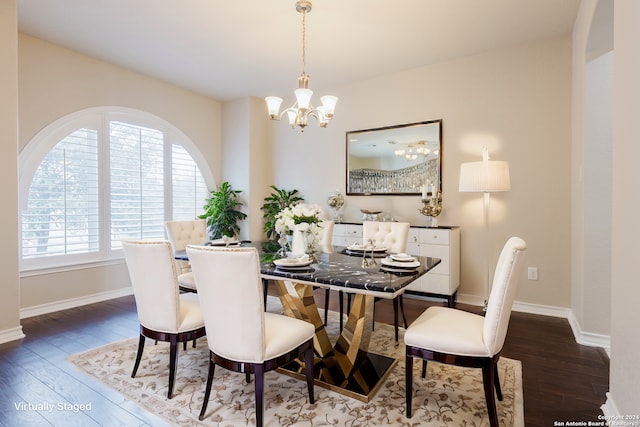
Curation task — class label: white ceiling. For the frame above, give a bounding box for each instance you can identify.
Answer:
[17,0,580,101]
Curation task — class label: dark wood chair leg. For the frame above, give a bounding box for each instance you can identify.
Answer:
[421,360,427,378]
[405,352,413,418]
[338,290,344,331]
[245,373,251,383]
[262,279,269,310]
[482,361,499,427]
[304,346,315,403]
[323,288,330,326]
[199,357,216,421]
[392,297,399,342]
[131,334,146,378]
[254,364,265,427]
[183,341,187,351]
[494,361,503,401]
[399,294,408,328]
[168,337,179,399]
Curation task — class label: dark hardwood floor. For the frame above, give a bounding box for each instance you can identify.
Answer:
[0,290,609,426]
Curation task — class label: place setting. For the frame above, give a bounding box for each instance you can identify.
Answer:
[380,252,421,274]
[344,242,389,257]
[272,254,315,272]
[205,236,242,247]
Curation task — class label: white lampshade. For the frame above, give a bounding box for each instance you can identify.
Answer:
[295,88,313,110]
[286,110,297,126]
[459,149,510,193]
[320,95,338,117]
[265,96,283,118]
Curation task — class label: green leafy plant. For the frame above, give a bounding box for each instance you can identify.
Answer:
[261,185,304,252]
[199,181,247,239]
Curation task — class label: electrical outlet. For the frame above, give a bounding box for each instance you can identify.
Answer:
[527,267,538,281]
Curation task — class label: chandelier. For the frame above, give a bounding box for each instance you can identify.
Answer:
[394,141,432,161]
[265,0,338,131]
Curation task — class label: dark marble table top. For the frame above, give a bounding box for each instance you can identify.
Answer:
[176,244,440,297]
[261,247,440,296]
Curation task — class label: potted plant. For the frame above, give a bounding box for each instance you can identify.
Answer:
[199,181,247,239]
[261,185,304,252]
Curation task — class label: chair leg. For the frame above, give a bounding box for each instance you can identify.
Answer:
[405,352,414,418]
[338,291,344,331]
[494,362,503,401]
[304,346,315,403]
[199,357,216,421]
[131,334,146,378]
[482,361,499,427]
[168,337,178,399]
[421,360,427,378]
[246,373,251,383]
[324,288,330,326]
[254,364,265,427]
[392,297,399,343]
[262,279,269,310]
[399,294,408,328]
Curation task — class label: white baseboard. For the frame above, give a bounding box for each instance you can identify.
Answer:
[0,326,26,345]
[567,311,611,351]
[20,287,134,319]
[601,392,620,417]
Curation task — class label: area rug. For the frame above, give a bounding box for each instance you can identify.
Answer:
[69,298,524,426]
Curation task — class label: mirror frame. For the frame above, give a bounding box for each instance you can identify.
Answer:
[345,119,442,196]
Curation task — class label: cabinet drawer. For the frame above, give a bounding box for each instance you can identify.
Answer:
[418,228,449,245]
[422,273,453,295]
[419,244,449,274]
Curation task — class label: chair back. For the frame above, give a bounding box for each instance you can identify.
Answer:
[122,240,181,333]
[318,220,335,246]
[164,219,207,251]
[187,245,266,363]
[165,219,207,274]
[362,221,410,253]
[483,237,527,355]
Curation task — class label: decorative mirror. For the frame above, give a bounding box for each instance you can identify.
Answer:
[346,119,442,196]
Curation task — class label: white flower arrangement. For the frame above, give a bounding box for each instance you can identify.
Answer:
[274,203,324,250]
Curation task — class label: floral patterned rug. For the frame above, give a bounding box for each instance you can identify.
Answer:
[69,299,523,426]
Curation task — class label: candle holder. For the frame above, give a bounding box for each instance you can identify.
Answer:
[418,191,442,227]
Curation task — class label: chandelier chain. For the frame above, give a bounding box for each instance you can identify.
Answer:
[301,8,306,74]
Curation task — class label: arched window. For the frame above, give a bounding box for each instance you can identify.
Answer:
[19,107,210,271]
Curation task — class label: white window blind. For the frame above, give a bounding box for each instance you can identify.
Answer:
[172,144,208,220]
[110,121,165,249]
[22,128,100,259]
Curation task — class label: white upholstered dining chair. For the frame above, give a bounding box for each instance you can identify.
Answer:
[121,240,206,399]
[404,237,527,426]
[342,221,411,341]
[164,219,207,292]
[186,245,315,427]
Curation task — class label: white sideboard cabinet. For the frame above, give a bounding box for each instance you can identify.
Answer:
[405,227,460,306]
[332,223,460,306]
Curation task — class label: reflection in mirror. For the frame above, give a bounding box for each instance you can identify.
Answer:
[346,120,442,196]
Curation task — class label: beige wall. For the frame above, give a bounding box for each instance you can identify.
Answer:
[265,36,572,308]
[611,0,640,415]
[0,0,23,343]
[17,34,223,313]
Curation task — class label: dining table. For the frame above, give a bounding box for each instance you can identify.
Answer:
[176,242,440,402]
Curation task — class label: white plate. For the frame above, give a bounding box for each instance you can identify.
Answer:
[207,238,240,246]
[390,253,416,262]
[347,244,388,252]
[275,264,315,271]
[380,266,420,274]
[273,256,313,267]
[381,258,420,269]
